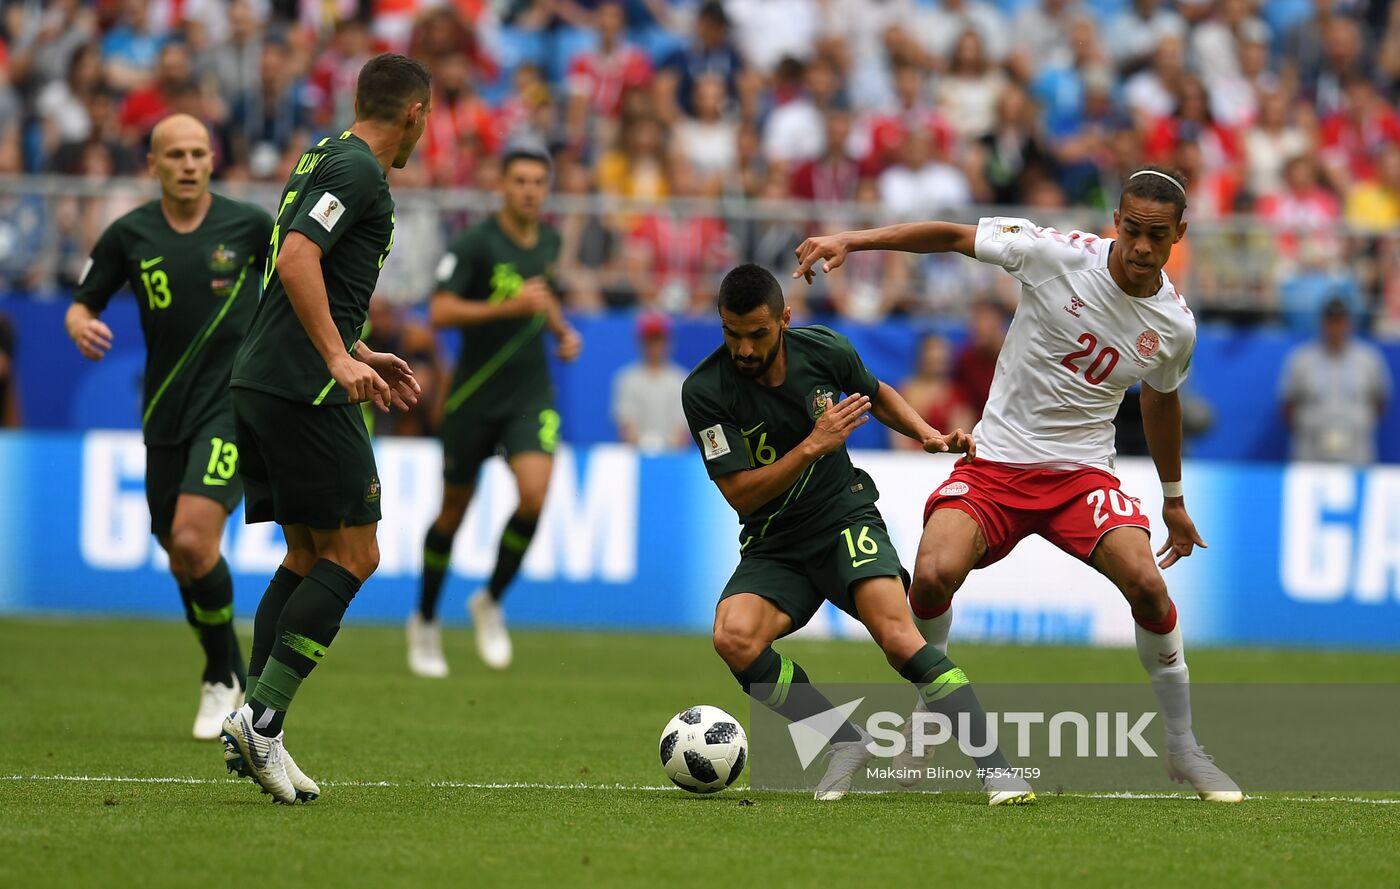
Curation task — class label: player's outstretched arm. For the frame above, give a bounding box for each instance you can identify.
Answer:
[426,277,553,329]
[793,222,978,282]
[1141,383,1207,569]
[64,303,114,361]
[278,232,392,411]
[870,381,976,461]
[714,394,871,515]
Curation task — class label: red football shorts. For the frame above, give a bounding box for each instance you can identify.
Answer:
[923,459,1150,566]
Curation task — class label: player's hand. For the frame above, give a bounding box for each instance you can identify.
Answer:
[924,428,976,463]
[501,278,553,317]
[806,394,871,456]
[793,233,852,284]
[1157,500,1207,569]
[355,346,422,412]
[555,325,583,363]
[68,315,114,361]
[329,352,394,411]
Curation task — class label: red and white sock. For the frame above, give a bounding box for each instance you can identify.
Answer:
[1134,601,1197,751]
[910,595,952,656]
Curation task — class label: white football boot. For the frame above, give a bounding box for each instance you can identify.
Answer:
[1166,745,1244,802]
[892,700,935,787]
[193,679,242,740]
[468,589,512,670]
[984,772,1037,806]
[220,704,297,804]
[406,612,449,678]
[281,748,321,802]
[814,726,875,801]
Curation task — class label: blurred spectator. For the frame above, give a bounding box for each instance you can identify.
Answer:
[1257,154,1341,265]
[877,128,971,218]
[611,312,688,451]
[625,156,730,311]
[673,74,738,188]
[726,0,819,73]
[6,0,97,99]
[762,56,837,166]
[1346,143,1400,231]
[1105,0,1187,75]
[936,30,1006,142]
[1279,298,1392,463]
[909,0,1008,66]
[599,112,669,200]
[893,334,972,451]
[1189,0,1268,87]
[228,40,310,180]
[1125,35,1187,122]
[306,18,372,133]
[1318,77,1400,192]
[866,61,954,174]
[119,40,194,143]
[657,0,744,119]
[1013,0,1085,74]
[0,313,20,427]
[1302,14,1364,115]
[567,2,652,130]
[790,107,859,205]
[100,0,165,93]
[422,51,498,187]
[36,44,104,158]
[978,84,1051,205]
[1244,90,1313,200]
[954,300,1009,423]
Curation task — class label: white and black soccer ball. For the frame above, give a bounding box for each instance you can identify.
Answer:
[659,705,748,793]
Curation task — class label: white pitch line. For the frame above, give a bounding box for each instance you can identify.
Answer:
[2,775,1397,804]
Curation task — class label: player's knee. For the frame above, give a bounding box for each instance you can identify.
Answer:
[352,539,381,581]
[1119,567,1169,618]
[712,624,763,672]
[909,562,957,610]
[169,524,217,577]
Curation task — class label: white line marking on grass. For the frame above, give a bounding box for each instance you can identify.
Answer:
[4,775,1397,804]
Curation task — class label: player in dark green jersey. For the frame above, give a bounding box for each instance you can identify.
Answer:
[66,113,271,741]
[682,264,1033,804]
[220,54,429,805]
[408,143,583,676]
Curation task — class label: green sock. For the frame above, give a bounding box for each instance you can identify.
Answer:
[487,513,537,602]
[419,525,455,621]
[248,565,303,680]
[248,559,361,737]
[188,558,237,686]
[734,647,861,743]
[899,644,1010,773]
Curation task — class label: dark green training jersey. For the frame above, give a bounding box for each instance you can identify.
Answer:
[231,130,396,405]
[682,325,883,550]
[436,216,561,416]
[73,194,272,445]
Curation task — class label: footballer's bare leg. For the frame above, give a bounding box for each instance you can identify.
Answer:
[908,506,986,654]
[1092,527,1242,802]
[164,494,243,738]
[854,576,1033,804]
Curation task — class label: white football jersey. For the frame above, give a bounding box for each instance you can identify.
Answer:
[971,216,1197,472]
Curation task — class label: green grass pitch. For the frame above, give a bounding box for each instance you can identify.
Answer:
[3,617,1398,887]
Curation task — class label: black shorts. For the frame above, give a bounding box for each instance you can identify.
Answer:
[440,398,559,486]
[233,387,381,529]
[719,507,908,632]
[145,413,245,537]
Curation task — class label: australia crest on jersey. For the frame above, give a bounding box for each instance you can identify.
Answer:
[1136,329,1161,360]
[809,385,837,419]
[209,244,239,273]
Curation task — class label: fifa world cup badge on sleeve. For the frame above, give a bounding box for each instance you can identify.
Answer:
[701,425,731,461]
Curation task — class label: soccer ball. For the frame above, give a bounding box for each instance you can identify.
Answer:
[658,705,748,793]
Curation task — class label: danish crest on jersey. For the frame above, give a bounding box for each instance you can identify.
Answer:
[939,481,970,496]
[209,244,238,273]
[1136,329,1161,360]
[809,386,836,419]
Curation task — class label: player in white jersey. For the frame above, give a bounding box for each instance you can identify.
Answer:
[792,166,1243,803]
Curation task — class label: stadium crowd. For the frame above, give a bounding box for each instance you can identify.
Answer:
[2,0,1400,323]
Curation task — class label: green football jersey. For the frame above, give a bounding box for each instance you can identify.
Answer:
[436,216,561,415]
[73,194,272,445]
[681,325,883,550]
[231,130,396,405]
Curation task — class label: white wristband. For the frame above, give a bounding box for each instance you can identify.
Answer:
[1162,480,1184,499]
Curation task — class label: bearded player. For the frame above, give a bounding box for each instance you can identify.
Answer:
[794,166,1243,802]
